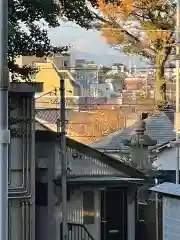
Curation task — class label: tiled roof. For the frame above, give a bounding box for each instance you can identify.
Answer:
[35,108,76,124]
[89,112,175,151]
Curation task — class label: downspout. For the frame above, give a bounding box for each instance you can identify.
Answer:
[30,95,35,240]
[9,97,29,194]
[21,201,25,240]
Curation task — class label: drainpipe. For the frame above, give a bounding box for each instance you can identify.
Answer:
[8,97,32,197]
[155,178,159,240]
[9,97,29,194]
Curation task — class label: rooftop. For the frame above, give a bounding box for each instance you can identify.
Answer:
[149,182,180,198]
[89,112,175,151]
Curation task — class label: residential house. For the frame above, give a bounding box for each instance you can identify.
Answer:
[50,54,71,69]
[124,76,144,91]
[8,82,43,240]
[35,107,125,144]
[150,182,180,240]
[88,111,178,240]
[96,77,124,98]
[34,61,81,95]
[88,111,175,163]
[124,73,155,99]
[35,107,148,145]
[73,60,99,96]
[78,96,108,110]
[35,118,147,240]
[16,54,72,69]
[91,81,114,98]
[15,55,82,109]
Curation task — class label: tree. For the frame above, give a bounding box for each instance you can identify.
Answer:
[8,0,96,78]
[94,0,175,107]
[68,107,125,144]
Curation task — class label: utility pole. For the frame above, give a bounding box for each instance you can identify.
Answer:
[155,178,159,240]
[58,77,68,240]
[176,0,180,184]
[0,0,10,239]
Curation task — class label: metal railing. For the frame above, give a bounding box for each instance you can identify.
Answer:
[60,222,95,240]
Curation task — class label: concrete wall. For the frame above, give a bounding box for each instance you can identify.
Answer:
[8,93,36,240]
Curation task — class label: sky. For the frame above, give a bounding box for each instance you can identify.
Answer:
[48,22,148,69]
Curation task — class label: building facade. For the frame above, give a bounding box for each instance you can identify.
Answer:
[8,82,43,240]
[35,123,146,240]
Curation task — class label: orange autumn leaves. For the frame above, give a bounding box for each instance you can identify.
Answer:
[98,0,172,46]
[99,0,133,20]
[68,107,125,144]
[100,25,125,45]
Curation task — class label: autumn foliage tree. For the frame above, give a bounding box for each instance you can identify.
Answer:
[68,107,125,144]
[95,0,176,107]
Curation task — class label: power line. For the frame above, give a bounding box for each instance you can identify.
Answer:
[26,66,177,70]
[51,25,175,32]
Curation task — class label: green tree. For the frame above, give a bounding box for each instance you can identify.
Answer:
[8,0,95,77]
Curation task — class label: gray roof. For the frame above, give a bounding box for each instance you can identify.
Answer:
[89,112,175,151]
[149,182,180,197]
[35,109,76,124]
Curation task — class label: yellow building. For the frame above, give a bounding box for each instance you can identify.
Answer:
[15,56,81,108]
[34,61,81,96]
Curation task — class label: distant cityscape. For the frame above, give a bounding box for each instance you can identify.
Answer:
[15,53,177,112]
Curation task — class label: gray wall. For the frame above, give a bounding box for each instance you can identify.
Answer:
[8,93,36,240]
[153,147,180,170]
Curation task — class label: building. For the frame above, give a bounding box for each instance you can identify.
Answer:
[35,106,150,145]
[8,82,43,240]
[89,112,174,165]
[15,55,82,109]
[51,54,71,69]
[35,119,147,240]
[150,182,180,240]
[16,54,72,69]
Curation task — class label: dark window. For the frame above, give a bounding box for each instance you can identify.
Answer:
[35,182,48,206]
[64,61,68,67]
[83,191,95,224]
[141,112,148,120]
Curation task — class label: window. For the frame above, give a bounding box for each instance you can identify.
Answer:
[35,182,48,206]
[64,60,68,67]
[83,191,95,224]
